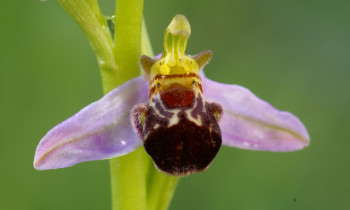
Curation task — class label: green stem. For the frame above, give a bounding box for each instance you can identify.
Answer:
[112,0,144,87]
[108,1,146,210]
[57,0,118,93]
[147,171,179,210]
[110,148,149,210]
[141,18,154,57]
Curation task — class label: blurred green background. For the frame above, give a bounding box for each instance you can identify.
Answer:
[1,0,349,209]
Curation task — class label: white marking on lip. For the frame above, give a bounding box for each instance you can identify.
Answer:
[185,109,202,126]
[168,110,180,127]
[185,92,205,126]
[150,94,168,118]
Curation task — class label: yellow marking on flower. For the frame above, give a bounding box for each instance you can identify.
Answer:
[150,15,199,80]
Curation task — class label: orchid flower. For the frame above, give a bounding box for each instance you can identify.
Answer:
[34,15,309,176]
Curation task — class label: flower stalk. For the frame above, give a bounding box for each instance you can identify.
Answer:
[107,1,150,210]
[112,0,144,89]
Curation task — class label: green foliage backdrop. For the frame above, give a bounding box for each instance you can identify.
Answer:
[1,0,349,209]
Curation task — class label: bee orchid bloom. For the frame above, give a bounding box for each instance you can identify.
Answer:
[34,15,309,176]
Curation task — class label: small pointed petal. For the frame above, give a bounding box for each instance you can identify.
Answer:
[34,76,149,170]
[140,55,156,76]
[192,50,213,70]
[201,73,310,151]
